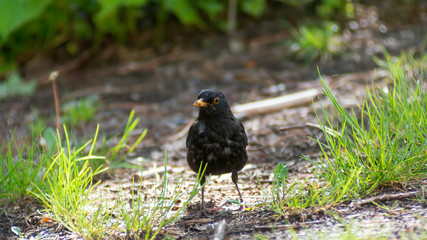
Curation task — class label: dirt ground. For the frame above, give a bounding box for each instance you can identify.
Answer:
[1,2,427,239]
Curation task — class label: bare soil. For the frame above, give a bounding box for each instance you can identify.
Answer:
[1,2,426,239]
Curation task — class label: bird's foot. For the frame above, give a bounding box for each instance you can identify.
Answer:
[233,199,248,213]
[235,204,246,212]
[201,210,215,218]
[200,201,232,217]
[205,206,226,211]
[214,199,248,213]
[199,199,248,217]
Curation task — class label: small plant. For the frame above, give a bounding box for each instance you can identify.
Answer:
[271,163,288,205]
[102,110,148,168]
[373,49,427,79]
[267,51,426,216]
[415,185,426,205]
[254,232,270,240]
[259,162,331,215]
[32,125,108,238]
[0,72,37,100]
[118,154,201,239]
[311,51,427,201]
[0,134,49,200]
[27,109,46,139]
[268,177,331,215]
[11,226,49,240]
[289,22,341,62]
[63,97,98,127]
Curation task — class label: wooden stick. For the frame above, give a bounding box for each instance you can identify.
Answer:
[182,218,213,225]
[280,122,341,137]
[253,220,322,231]
[350,190,423,207]
[233,88,320,118]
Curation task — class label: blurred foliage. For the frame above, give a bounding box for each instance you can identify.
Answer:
[0,0,354,75]
[63,97,98,127]
[278,0,354,18]
[242,0,267,18]
[0,72,37,100]
[0,0,50,42]
[27,109,46,140]
[289,21,341,62]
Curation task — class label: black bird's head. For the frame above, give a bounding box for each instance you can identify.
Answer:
[193,89,233,119]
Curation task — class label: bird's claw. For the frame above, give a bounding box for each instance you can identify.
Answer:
[234,199,248,212]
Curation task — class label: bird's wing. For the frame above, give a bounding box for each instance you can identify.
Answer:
[239,122,248,146]
[226,118,248,147]
[186,122,197,149]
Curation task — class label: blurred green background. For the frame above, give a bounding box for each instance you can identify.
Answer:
[0,0,353,76]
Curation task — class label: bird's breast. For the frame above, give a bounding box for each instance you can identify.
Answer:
[187,121,247,175]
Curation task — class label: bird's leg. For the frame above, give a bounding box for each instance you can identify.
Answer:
[200,175,206,211]
[231,171,244,204]
[200,175,216,217]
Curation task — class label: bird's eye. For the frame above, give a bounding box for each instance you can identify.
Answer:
[213,97,220,104]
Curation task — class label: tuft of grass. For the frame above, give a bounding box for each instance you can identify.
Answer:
[313,51,427,202]
[63,97,98,127]
[254,232,270,240]
[27,109,46,139]
[262,170,331,215]
[373,49,427,80]
[267,50,426,215]
[117,154,201,239]
[0,134,49,201]
[11,226,49,240]
[102,110,148,169]
[31,125,109,238]
[3,108,196,239]
[289,22,341,62]
[24,114,196,239]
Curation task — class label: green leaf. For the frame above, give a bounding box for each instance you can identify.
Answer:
[164,0,204,28]
[95,0,149,33]
[0,0,51,41]
[11,226,23,237]
[42,127,57,153]
[197,0,223,21]
[241,0,266,18]
[96,0,148,20]
[273,163,289,182]
[227,199,240,204]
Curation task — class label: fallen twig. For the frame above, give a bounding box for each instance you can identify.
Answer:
[350,190,423,207]
[182,218,214,225]
[254,220,323,231]
[233,88,321,118]
[279,122,340,137]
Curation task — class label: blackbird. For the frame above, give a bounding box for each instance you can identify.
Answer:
[186,89,248,211]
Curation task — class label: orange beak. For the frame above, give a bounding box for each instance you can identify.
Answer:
[193,99,210,107]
